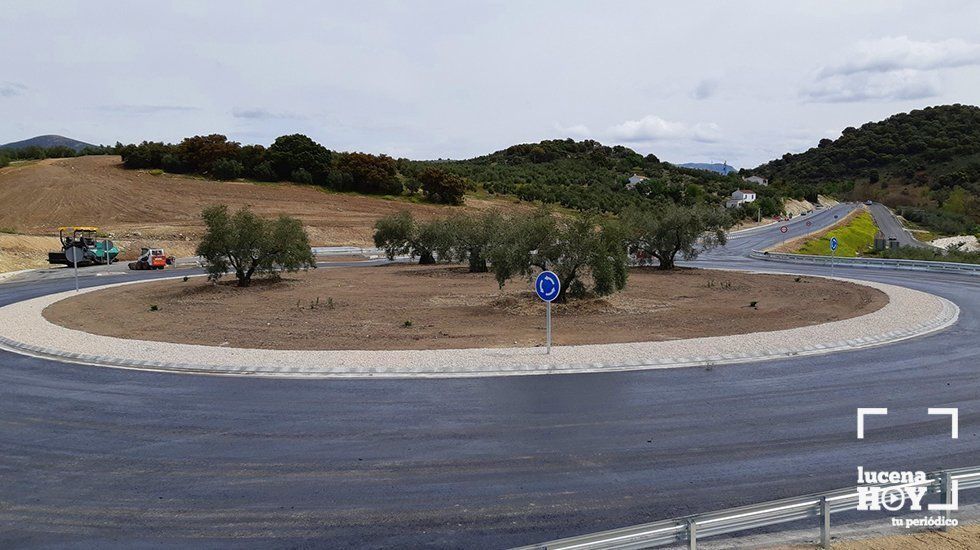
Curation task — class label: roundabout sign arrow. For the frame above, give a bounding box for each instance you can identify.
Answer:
[535,270,560,302]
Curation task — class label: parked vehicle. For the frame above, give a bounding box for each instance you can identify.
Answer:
[47,227,119,266]
[128,248,174,270]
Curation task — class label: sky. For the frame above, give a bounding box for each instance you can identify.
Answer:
[2,0,980,167]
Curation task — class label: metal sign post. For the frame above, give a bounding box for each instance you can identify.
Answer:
[830,236,839,278]
[534,270,561,354]
[65,245,82,292]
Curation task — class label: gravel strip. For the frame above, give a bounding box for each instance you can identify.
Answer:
[0,274,959,378]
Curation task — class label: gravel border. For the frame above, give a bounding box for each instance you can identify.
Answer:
[0,272,959,379]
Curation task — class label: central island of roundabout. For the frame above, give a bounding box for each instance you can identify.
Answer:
[0,264,959,378]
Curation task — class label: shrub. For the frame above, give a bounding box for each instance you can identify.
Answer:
[290,168,313,184]
[161,153,188,173]
[253,161,278,182]
[211,158,244,180]
[418,167,467,205]
[335,152,403,195]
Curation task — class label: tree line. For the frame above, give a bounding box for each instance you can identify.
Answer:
[410,138,780,219]
[118,134,467,205]
[0,144,113,169]
[373,205,732,302]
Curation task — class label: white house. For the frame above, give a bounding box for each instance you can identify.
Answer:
[626,173,647,190]
[742,175,768,186]
[725,189,757,208]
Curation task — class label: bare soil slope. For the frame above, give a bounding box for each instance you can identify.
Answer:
[45,266,887,351]
[0,156,520,246]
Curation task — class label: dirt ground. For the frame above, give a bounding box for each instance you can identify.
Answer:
[0,155,522,254]
[45,265,887,351]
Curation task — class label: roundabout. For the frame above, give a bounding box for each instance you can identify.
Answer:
[1,204,977,548]
[0,267,954,377]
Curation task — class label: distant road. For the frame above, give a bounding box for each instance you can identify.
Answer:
[868,202,935,249]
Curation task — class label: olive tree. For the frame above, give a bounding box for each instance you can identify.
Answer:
[373,211,453,265]
[488,209,628,302]
[444,210,503,272]
[196,205,316,287]
[622,204,732,270]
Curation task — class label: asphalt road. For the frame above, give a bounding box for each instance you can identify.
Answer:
[1,205,977,549]
[867,202,935,249]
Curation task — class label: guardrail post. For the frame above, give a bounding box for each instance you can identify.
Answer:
[820,496,830,548]
[686,518,697,550]
[940,471,952,530]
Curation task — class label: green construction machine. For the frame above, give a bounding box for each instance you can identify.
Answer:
[47,226,120,266]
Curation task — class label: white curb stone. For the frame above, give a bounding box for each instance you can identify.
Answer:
[0,274,960,379]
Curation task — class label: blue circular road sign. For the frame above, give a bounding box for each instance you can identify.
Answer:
[830,237,839,251]
[535,270,561,302]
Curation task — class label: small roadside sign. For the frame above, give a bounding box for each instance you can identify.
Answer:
[830,237,839,277]
[535,271,560,302]
[806,220,812,227]
[65,245,84,292]
[534,271,560,354]
[780,226,788,234]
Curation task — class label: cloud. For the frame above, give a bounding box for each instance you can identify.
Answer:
[553,122,591,137]
[0,81,27,97]
[608,115,721,143]
[232,108,307,120]
[691,78,719,100]
[804,36,980,103]
[817,36,980,78]
[97,104,199,114]
[804,69,940,103]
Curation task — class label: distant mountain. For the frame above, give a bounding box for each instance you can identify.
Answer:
[0,134,96,152]
[676,162,737,175]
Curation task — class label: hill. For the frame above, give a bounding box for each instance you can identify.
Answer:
[1,134,97,152]
[753,104,980,234]
[0,155,520,268]
[412,139,770,214]
[676,162,737,175]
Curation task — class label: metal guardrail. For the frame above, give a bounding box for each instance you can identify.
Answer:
[751,250,980,275]
[311,246,383,256]
[516,466,980,550]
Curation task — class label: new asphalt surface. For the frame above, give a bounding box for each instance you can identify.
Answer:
[867,202,935,249]
[1,204,977,548]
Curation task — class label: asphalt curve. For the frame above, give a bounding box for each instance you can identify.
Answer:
[867,202,934,249]
[1,205,977,549]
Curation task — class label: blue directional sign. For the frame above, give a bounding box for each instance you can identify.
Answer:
[830,237,839,251]
[535,270,561,302]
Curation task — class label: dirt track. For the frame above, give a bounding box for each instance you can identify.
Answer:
[0,156,520,245]
[44,265,887,351]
